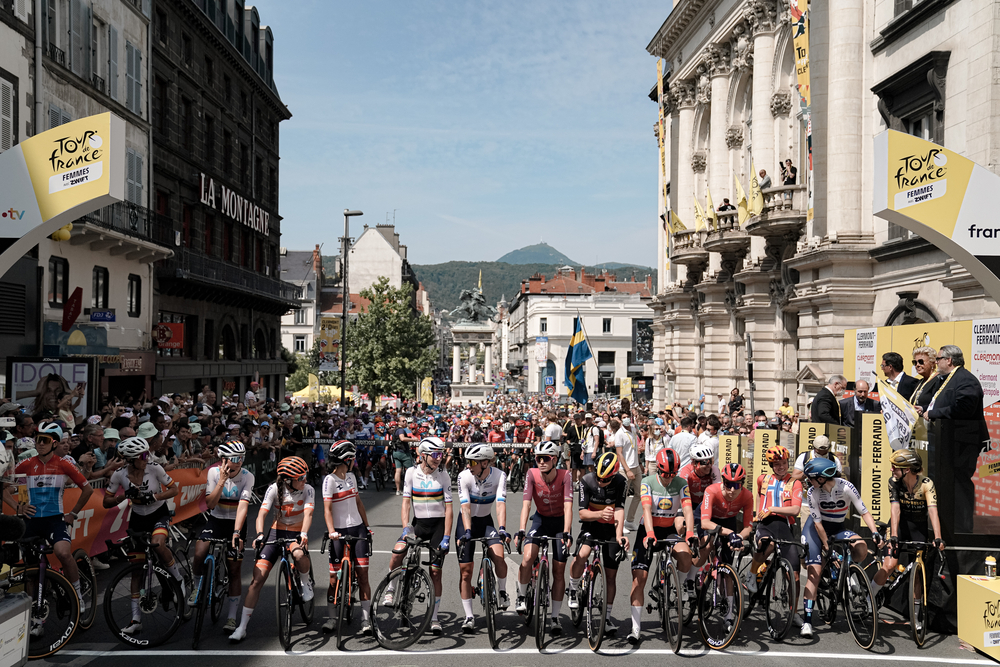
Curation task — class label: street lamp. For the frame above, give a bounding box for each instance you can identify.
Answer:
[341,209,363,407]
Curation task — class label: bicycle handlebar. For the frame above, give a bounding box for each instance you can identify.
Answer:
[320,530,371,554]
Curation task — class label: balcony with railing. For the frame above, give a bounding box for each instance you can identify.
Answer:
[703,210,750,255]
[91,73,106,95]
[745,185,808,239]
[69,202,174,262]
[46,43,65,67]
[158,248,301,312]
[671,229,710,266]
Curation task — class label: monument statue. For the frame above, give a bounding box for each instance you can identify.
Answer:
[450,287,497,324]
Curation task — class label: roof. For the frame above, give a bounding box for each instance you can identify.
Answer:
[280,250,317,283]
[319,292,371,315]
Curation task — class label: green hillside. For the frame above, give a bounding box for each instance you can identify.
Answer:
[496,243,577,265]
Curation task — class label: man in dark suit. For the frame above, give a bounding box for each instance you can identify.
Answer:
[810,374,846,425]
[880,352,918,399]
[839,379,881,427]
[919,345,990,533]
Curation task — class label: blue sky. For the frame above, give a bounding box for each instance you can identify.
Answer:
[253,1,671,266]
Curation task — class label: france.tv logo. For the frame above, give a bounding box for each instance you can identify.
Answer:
[2,208,26,220]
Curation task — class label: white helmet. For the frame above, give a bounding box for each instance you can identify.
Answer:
[690,442,715,462]
[418,436,446,455]
[534,440,560,457]
[118,436,150,460]
[465,443,494,461]
[218,439,247,459]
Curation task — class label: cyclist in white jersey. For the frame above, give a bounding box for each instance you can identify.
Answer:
[230,456,314,641]
[187,439,255,634]
[383,436,453,635]
[322,441,374,635]
[456,443,510,633]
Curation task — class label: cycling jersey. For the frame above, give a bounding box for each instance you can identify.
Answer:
[487,431,504,443]
[261,482,315,532]
[701,483,753,529]
[402,465,452,519]
[755,473,802,526]
[889,475,937,524]
[807,477,867,525]
[677,462,720,507]
[106,464,175,516]
[206,466,255,520]
[640,473,691,527]
[579,471,627,528]
[322,471,363,528]
[524,468,572,517]
[513,428,530,443]
[458,466,507,519]
[15,456,90,518]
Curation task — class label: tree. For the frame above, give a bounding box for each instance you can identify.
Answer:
[345,277,436,399]
[286,365,310,392]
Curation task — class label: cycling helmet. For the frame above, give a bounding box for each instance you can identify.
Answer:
[328,440,356,466]
[595,452,620,480]
[803,456,839,480]
[534,440,560,457]
[277,456,309,478]
[765,444,790,464]
[418,436,446,455]
[117,436,149,460]
[217,439,246,459]
[515,419,529,428]
[690,442,715,462]
[465,443,495,461]
[721,463,746,483]
[656,448,680,475]
[36,422,64,442]
[889,449,922,472]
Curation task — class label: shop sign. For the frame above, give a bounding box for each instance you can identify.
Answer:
[154,323,184,349]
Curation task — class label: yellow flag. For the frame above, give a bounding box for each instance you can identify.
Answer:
[705,189,718,230]
[670,210,687,232]
[734,174,750,227]
[693,197,707,231]
[749,160,764,216]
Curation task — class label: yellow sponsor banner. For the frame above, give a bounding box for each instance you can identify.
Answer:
[317,317,341,367]
[859,412,892,525]
[718,435,742,469]
[957,576,1000,660]
[790,0,810,108]
[420,377,433,404]
[797,422,825,457]
[620,378,632,400]
[827,423,851,474]
[751,430,778,511]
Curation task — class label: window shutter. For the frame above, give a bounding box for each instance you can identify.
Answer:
[82,2,92,83]
[13,0,28,23]
[133,48,142,115]
[125,149,135,203]
[62,109,71,126]
[48,104,61,130]
[0,79,12,153]
[134,153,143,205]
[70,0,83,76]
[125,43,134,112]
[108,26,118,101]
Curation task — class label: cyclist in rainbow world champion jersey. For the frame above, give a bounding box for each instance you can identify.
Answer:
[799,456,882,638]
[15,422,93,629]
[456,443,510,634]
[321,441,373,634]
[513,441,573,634]
[383,437,453,636]
[230,456,314,642]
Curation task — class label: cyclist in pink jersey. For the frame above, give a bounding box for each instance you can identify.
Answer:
[513,441,573,635]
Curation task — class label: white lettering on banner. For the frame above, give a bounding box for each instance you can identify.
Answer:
[198,172,269,235]
[855,328,878,383]
[973,318,1000,407]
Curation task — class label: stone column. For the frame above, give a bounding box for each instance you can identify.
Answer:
[673,81,697,229]
[748,7,777,263]
[468,345,477,384]
[708,44,731,204]
[484,344,492,384]
[826,0,864,235]
[452,344,461,384]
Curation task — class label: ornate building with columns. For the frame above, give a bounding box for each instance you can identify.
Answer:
[647,0,1000,413]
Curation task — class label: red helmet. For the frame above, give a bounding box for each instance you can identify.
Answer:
[515,419,528,428]
[721,463,746,483]
[656,448,680,475]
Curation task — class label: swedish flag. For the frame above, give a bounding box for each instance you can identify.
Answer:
[564,318,593,404]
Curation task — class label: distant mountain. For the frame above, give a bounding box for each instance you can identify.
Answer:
[593,262,655,272]
[496,243,577,265]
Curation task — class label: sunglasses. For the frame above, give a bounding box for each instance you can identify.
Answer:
[535,455,554,463]
[912,359,926,365]
[658,470,676,478]
[426,452,443,460]
[133,451,149,462]
[224,455,245,464]
[36,435,55,445]
[723,480,743,490]
[693,459,712,466]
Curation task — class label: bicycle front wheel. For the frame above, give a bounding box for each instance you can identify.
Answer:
[910,556,927,647]
[191,564,212,650]
[336,559,351,649]
[104,562,183,647]
[19,567,79,659]
[662,557,683,653]
[534,561,549,650]
[698,564,742,650]
[72,549,97,630]
[585,562,607,652]
[300,552,315,625]
[372,566,434,650]
[211,553,228,624]
[817,562,838,626]
[483,558,498,650]
[845,562,877,650]
[764,557,795,641]
[276,561,294,650]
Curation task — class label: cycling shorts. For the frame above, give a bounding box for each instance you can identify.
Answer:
[755,515,800,571]
[631,524,678,572]
[577,529,624,572]
[526,512,568,563]
[456,515,500,564]
[802,516,858,566]
[198,516,247,561]
[705,516,741,565]
[330,524,371,571]
[396,517,446,568]
[23,514,71,545]
[256,529,303,571]
[129,504,171,539]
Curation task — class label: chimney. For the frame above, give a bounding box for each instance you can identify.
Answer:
[646,275,653,289]
[529,274,543,294]
[594,274,607,291]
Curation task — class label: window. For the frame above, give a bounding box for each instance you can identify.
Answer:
[0,76,15,154]
[294,335,306,353]
[240,90,247,117]
[181,32,191,64]
[240,143,248,188]
[205,115,215,164]
[539,318,547,334]
[269,167,276,206]
[182,204,192,248]
[255,157,262,197]
[203,319,214,360]
[127,274,141,316]
[224,75,231,102]
[157,311,183,357]
[204,56,214,84]
[905,111,932,140]
[155,190,169,215]
[90,17,102,86]
[108,25,118,102]
[223,130,232,174]
[223,222,233,261]
[126,148,143,204]
[602,318,611,333]
[597,350,615,365]
[154,76,168,135]
[205,215,214,255]
[91,267,108,309]
[48,103,71,130]
[12,0,28,22]
[294,308,306,325]
[48,257,68,306]
[154,9,167,43]
[182,98,192,150]
[124,42,141,115]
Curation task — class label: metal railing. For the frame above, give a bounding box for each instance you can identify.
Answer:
[91,73,105,95]
[167,248,301,302]
[47,43,65,66]
[76,201,173,247]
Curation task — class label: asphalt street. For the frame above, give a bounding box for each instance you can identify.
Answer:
[51,475,993,666]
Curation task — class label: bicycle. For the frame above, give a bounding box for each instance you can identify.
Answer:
[190,536,231,650]
[371,535,439,650]
[569,535,628,652]
[507,454,526,493]
[464,535,511,650]
[320,530,368,649]
[517,532,569,650]
[6,536,80,659]
[258,536,316,650]
[695,526,743,650]
[871,536,944,647]
[642,535,686,653]
[71,547,97,631]
[103,530,188,647]
[736,526,803,641]
[815,535,878,650]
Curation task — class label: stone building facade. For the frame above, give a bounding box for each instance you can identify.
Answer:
[647,0,1000,413]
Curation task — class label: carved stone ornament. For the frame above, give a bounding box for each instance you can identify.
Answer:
[706,43,731,77]
[671,80,697,109]
[725,125,744,149]
[770,90,792,117]
[768,278,794,308]
[691,151,708,173]
[695,65,712,104]
[730,23,754,71]
[744,0,779,35]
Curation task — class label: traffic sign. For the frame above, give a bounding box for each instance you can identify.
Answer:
[544,376,555,386]
[545,386,555,396]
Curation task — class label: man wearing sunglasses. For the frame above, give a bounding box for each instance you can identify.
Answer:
[514,440,572,634]
[15,421,93,629]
